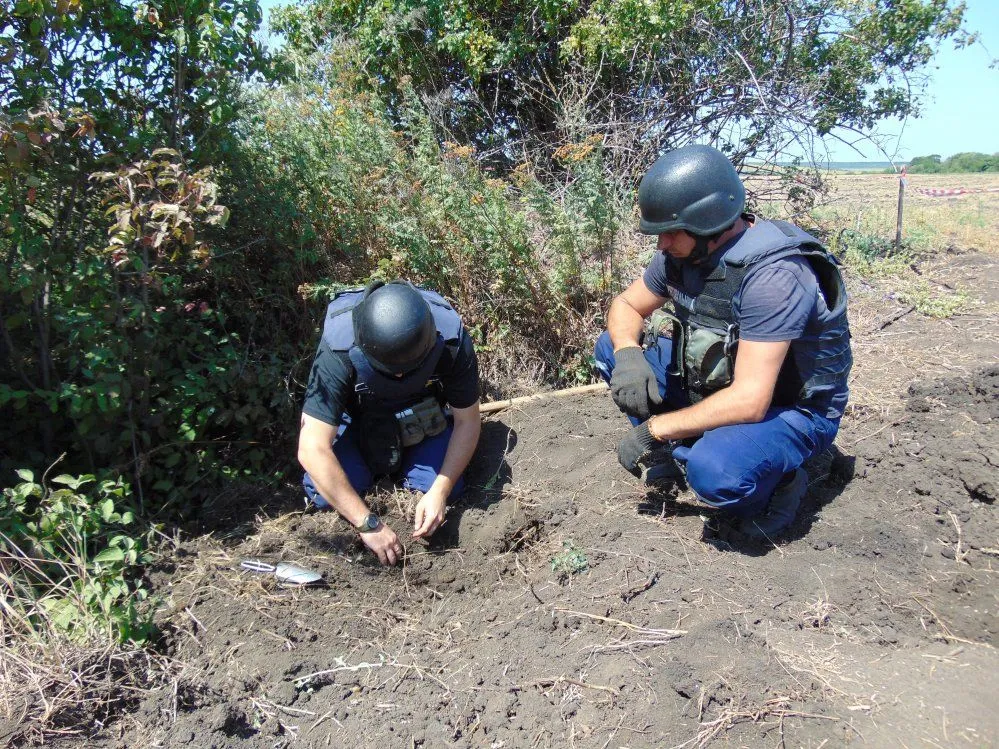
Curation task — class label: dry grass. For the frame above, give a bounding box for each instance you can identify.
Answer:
[0,636,171,745]
[0,534,175,744]
[750,171,999,255]
[673,694,840,749]
[811,173,999,255]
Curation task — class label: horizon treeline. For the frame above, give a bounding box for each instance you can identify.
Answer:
[907,152,999,173]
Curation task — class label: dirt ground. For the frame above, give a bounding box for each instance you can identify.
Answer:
[27,249,999,748]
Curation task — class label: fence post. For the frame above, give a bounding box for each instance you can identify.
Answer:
[895,166,907,252]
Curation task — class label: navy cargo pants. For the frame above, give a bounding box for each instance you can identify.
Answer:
[594,331,839,517]
[303,414,464,509]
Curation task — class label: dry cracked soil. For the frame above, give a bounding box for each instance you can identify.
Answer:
[23,250,999,749]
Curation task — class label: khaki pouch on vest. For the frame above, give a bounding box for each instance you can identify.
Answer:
[395,397,448,447]
[685,326,736,394]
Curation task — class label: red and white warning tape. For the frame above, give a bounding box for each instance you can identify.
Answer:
[914,186,999,198]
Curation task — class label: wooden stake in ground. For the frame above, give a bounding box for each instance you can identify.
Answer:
[479,382,608,414]
[895,166,907,252]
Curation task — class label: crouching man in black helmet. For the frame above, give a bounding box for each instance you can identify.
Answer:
[298,280,481,565]
[595,144,852,540]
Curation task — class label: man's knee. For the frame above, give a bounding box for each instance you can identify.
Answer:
[683,437,774,515]
[302,473,330,508]
[402,470,465,498]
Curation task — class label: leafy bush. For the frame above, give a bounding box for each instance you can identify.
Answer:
[275,0,968,174]
[1,1,290,509]
[228,48,622,392]
[1,470,153,644]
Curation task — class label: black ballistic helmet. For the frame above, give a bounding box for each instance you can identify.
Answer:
[353,280,437,374]
[638,144,745,237]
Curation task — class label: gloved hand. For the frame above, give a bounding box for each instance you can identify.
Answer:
[617,421,662,477]
[610,346,663,421]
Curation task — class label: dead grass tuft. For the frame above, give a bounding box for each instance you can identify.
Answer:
[0,533,174,744]
[674,695,839,749]
[0,631,173,745]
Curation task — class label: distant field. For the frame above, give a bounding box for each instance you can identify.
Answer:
[754,172,999,254]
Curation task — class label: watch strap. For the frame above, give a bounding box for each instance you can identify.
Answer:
[355,512,381,533]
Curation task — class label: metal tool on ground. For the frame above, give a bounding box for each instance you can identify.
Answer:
[240,559,323,586]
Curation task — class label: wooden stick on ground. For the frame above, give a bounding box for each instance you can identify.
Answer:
[479,382,608,414]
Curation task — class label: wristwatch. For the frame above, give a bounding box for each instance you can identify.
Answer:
[355,512,381,533]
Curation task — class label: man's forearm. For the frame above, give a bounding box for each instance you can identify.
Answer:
[649,384,767,442]
[299,445,370,525]
[607,296,647,351]
[427,412,481,498]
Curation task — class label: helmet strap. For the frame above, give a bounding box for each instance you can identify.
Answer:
[690,234,714,264]
[688,220,740,264]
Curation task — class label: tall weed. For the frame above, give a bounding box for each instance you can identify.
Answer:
[232,47,627,392]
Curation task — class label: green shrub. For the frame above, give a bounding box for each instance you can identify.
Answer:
[1,470,154,645]
[0,0,289,510]
[832,228,902,264]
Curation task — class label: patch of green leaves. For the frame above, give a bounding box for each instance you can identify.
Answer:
[833,228,902,265]
[1,471,155,644]
[901,283,970,319]
[830,229,971,320]
[551,539,588,579]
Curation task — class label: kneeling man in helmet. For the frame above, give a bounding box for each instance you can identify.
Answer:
[596,145,852,540]
[298,281,481,565]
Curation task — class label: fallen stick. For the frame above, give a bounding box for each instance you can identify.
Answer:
[480,382,608,414]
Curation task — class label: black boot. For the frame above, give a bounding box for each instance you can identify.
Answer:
[738,468,807,540]
[642,443,683,484]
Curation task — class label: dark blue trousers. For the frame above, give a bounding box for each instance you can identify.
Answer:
[594,331,839,517]
[303,415,464,509]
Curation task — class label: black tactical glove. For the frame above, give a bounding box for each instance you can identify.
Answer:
[610,346,663,421]
[617,422,665,477]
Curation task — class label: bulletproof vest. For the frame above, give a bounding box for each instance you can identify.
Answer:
[321,287,465,413]
[662,220,852,410]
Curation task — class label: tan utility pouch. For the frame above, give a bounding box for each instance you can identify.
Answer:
[395,396,448,447]
[684,326,736,393]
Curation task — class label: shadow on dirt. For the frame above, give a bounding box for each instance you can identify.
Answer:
[631,444,857,557]
[699,444,857,555]
[425,419,520,552]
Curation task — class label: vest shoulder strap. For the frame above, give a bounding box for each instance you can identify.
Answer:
[722,220,824,268]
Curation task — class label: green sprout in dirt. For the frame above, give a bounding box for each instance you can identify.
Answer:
[551,539,588,579]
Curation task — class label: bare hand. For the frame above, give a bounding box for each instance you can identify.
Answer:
[413,491,447,539]
[360,523,403,565]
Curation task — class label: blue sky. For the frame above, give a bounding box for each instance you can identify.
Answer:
[826,0,998,162]
[258,0,997,163]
